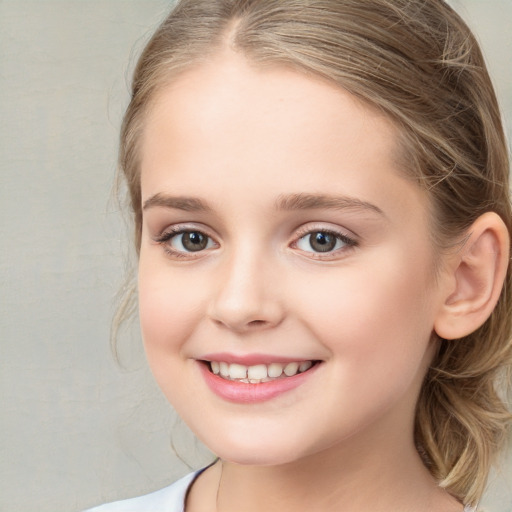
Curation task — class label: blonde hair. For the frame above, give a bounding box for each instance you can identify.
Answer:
[118,0,512,506]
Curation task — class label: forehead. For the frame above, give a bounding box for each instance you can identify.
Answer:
[144,51,397,148]
[139,51,426,220]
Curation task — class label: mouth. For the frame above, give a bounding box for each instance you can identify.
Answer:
[198,357,322,403]
[203,360,320,384]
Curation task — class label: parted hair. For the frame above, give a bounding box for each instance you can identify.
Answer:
[118,0,512,506]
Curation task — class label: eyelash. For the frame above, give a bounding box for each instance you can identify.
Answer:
[154,226,217,259]
[153,225,358,259]
[292,226,358,259]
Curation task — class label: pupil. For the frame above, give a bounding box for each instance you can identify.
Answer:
[183,232,207,251]
[310,232,336,252]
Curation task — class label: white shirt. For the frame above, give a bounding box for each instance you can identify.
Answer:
[84,470,199,512]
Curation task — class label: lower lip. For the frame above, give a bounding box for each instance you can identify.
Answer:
[198,362,320,403]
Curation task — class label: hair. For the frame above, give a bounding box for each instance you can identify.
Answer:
[117,0,512,506]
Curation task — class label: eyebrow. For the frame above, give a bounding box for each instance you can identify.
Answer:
[143,193,212,212]
[142,192,384,216]
[275,193,384,216]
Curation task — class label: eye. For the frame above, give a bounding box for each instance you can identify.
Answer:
[295,230,355,254]
[173,231,212,252]
[157,229,216,254]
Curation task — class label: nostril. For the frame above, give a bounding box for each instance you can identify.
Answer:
[248,320,266,327]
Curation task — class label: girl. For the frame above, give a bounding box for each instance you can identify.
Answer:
[88,0,512,510]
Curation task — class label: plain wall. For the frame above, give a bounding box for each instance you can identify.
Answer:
[0,1,510,511]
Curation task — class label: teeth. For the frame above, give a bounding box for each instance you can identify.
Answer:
[219,362,229,378]
[247,364,267,380]
[209,360,315,382]
[229,363,247,379]
[268,363,283,378]
[284,362,299,376]
[299,361,313,372]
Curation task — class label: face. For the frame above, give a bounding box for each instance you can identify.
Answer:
[138,51,447,466]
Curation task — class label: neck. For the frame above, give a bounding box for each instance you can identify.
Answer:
[216,440,438,512]
[188,421,462,512]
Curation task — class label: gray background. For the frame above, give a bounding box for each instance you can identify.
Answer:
[0,1,510,511]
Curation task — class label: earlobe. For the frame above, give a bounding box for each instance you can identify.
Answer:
[434,212,510,340]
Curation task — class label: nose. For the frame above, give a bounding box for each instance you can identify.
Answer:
[207,246,285,333]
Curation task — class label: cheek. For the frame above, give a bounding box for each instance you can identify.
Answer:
[137,257,211,414]
[138,257,203,357]
[294,249,436,372]
[287,259,436,439]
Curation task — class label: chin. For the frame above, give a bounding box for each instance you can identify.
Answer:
[203,435,310,467]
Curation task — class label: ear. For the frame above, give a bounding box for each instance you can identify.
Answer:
[434,212,510,340]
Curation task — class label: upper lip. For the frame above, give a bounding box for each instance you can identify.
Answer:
[199,352,318,366]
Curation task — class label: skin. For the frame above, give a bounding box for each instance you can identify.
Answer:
[137,49,466,511]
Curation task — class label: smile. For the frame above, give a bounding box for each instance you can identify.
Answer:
[199,359,321,403]
[209,360,315,383]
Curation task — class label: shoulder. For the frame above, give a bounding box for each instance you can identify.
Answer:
[83,470,199,512]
